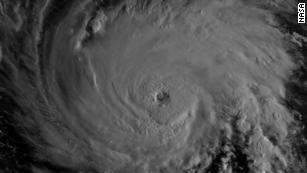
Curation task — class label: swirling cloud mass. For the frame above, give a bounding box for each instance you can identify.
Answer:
[0,0,307,173]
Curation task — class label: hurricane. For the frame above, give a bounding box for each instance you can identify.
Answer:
[0,0,307,173]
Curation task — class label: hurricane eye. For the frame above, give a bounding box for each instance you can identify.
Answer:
[154,90,170,106]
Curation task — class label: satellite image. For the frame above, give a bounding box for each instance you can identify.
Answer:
[0,0,307,173]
